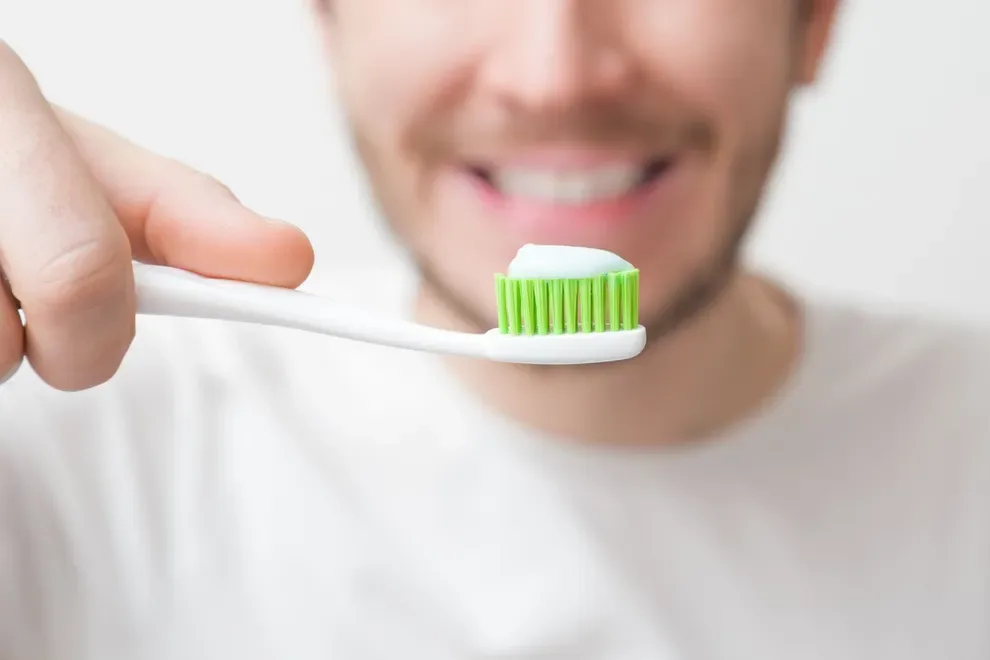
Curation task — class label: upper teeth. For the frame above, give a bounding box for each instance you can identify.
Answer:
[491,166,644,204]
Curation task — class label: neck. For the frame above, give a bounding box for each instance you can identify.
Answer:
[414,268,803,447]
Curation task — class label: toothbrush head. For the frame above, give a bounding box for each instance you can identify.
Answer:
[488,258,646,365]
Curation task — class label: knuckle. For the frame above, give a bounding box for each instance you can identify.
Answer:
[187,169,238,200]
[24,237,131,314]
[0,40,33,93]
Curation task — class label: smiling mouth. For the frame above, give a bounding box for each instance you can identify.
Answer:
[468,158,674,206]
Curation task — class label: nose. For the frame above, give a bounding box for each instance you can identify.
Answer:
[479,0,636,112]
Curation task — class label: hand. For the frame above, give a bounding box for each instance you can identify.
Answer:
[0,41,315,390]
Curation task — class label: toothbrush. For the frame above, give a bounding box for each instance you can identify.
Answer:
[133,245,647,366]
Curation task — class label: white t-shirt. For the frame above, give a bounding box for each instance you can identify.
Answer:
[1,264,989,660]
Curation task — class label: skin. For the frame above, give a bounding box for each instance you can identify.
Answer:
[0,1,840,448]
[317,0,841,444]
[0,42,314,390]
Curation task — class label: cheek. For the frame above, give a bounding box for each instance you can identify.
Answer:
[333,4,490,252]
[627,4,793,229]
[627,2,793,145]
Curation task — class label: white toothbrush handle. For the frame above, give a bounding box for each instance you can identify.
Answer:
[132,262,488,358]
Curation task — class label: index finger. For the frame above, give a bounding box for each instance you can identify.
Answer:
[58,111,316,289]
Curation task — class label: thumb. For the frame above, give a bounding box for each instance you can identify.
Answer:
[59,108,315,288]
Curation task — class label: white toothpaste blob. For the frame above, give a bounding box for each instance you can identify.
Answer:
[506,244,635,279]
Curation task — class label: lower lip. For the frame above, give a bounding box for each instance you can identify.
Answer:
[461,164,679,243]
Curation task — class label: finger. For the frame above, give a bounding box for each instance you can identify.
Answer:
[0,274,24,384]
[58,110,316,289]
[0,42,136,391]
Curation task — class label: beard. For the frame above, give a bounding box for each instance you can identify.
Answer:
[410,168,761,348]
[344,92,789,355]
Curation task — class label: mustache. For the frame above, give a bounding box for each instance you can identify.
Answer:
[422,103,714,155]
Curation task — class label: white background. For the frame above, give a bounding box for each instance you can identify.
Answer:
[1,0,988,320]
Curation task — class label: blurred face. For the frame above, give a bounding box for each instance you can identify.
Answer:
[319,0,837,337]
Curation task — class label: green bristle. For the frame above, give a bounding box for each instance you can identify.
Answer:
[495,275,508,333]
[633,274,639,326]
[564,280,578,333]
[592,276,605,332]
[608,272,621,330]
[627,271,639,328]
[507,279,521,334]
[534,280,549,334]
[578,279,591,333]
[551,280,564,334]
[495,269,639,335]
[520,280,534,335]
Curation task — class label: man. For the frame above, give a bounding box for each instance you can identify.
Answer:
[1,0,988,658]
